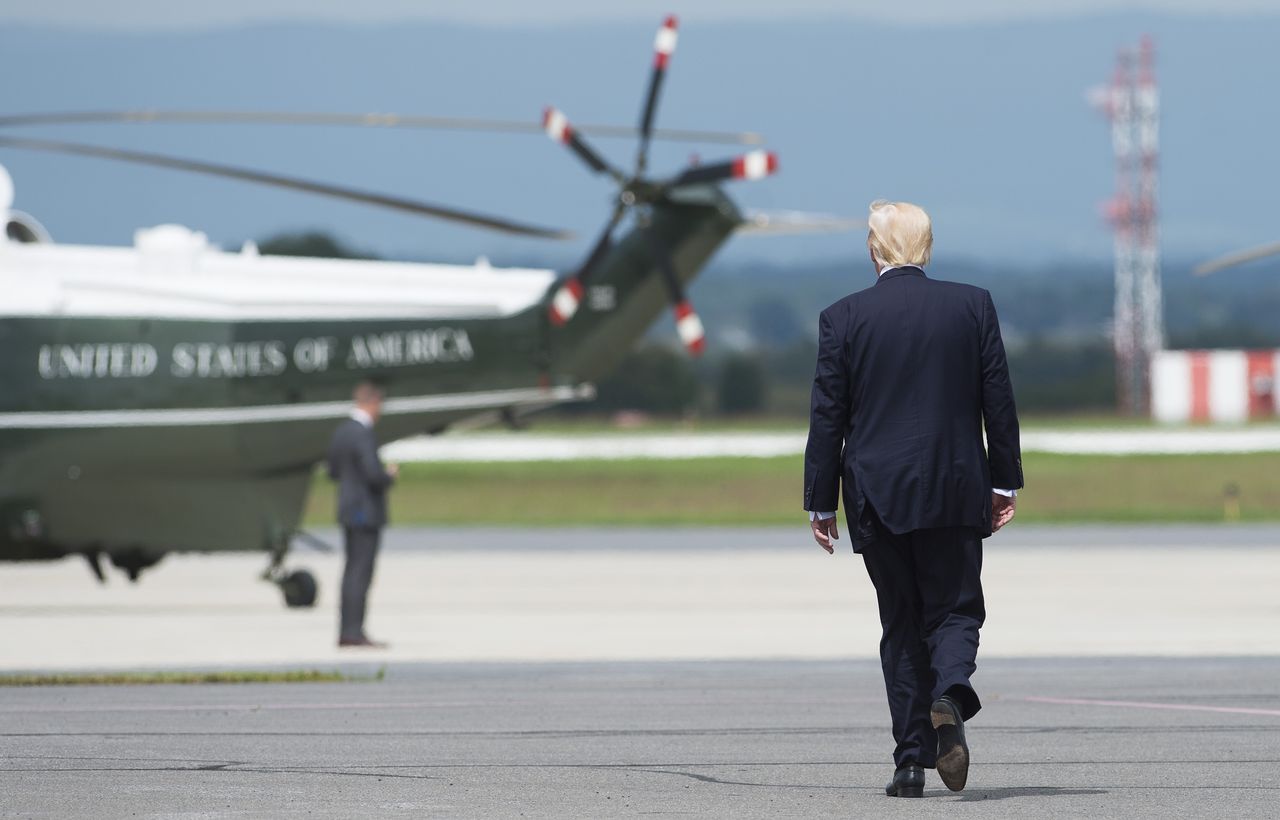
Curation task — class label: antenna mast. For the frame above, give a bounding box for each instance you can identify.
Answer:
[1094,38,1162,415]
[1134,36,1164,377]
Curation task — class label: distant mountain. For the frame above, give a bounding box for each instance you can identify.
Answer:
[2,13,1279,269]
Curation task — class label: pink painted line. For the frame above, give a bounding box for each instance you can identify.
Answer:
[0,701,467,714]
[1023,695,1280,718]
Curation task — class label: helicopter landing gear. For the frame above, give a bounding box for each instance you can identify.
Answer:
[109,549,164,582]
[278,569,318,608]
[262,539,320,609]
[83,551,107,583]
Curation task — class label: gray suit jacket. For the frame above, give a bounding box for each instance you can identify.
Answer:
[326,417,395,530]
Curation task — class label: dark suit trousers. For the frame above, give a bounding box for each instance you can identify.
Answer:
[340,527,382,641]
[859,513,986,769]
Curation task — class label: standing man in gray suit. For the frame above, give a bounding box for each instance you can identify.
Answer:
[327,381,398,648]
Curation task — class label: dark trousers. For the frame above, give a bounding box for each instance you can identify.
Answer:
[859,513,986,769]
[340,527,382,641]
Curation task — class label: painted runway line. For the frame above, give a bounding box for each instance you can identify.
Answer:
[1023,695,1280,718]
[0,700,457,715]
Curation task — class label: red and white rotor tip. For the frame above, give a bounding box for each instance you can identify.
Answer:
[549,277,585,325]
[731,150,779,181]
[653,15,679,69]
[542,107,572,144]
[673,300,706,356]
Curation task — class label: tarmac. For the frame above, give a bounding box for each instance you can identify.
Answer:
[2,525,1279,668]
[2,525,1279,817]
[3,658,1278,818]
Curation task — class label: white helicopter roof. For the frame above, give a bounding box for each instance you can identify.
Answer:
[0,223,558,322]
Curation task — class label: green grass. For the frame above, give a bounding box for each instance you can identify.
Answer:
[308,458,806,526]
[0,668,386,687]
[1014,452,1280,522]
[304,452,1280,526]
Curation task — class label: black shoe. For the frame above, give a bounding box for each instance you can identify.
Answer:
[884,763,925,798]
[338,636,389,649]
[931,695,970,792]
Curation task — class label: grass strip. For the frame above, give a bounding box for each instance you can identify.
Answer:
[304,452,1280,526]
[0,668,386,687]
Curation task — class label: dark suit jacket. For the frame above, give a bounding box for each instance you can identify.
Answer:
[327,417,395,530]
[803,266,1022,543]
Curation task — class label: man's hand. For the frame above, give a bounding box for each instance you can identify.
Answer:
[811,516,839,554]
[991,492,1016,532]
[386,462,400,479]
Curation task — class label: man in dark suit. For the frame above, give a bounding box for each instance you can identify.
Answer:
[803,200,1022,797]
[327,381,398,648]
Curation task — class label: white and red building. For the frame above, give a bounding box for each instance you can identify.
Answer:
[1151,349,1279,423]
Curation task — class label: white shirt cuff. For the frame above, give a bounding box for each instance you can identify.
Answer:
[993,488,1017,497]
[808,510,836,521]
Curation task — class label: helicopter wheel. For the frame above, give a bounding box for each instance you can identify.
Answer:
[279,569,318,609]
[108,549,165,583]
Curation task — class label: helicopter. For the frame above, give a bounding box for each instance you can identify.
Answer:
[0,16,854,607]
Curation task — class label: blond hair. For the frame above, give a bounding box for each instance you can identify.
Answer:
[867,200,932,270]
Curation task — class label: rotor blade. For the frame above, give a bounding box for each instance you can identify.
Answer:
[0,109,763,145]
[644,229,706,356]
[0,135,572,239]
[543,108,624,180]
[668,150,778,187]
[549,204,627,325]
[1193,240,1280,276]
[737,210,865,236]
[636,15,679,175]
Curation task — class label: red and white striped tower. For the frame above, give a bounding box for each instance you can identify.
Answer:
[1102,47,1141,414]
[1093,39,1164,415]
[1134,36,1164,379]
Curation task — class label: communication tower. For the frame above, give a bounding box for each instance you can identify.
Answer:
[1092,37,1162,414]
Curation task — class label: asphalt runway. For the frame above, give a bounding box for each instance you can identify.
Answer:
[3,658,1279,818]
[3,525,1279,817]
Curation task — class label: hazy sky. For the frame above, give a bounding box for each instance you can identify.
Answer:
[4,9,1279,265]
[2,0,1278,29]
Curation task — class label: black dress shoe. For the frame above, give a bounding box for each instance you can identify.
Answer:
[338,636,389,649]
[931,695,970,792]
[884,763,924,798]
